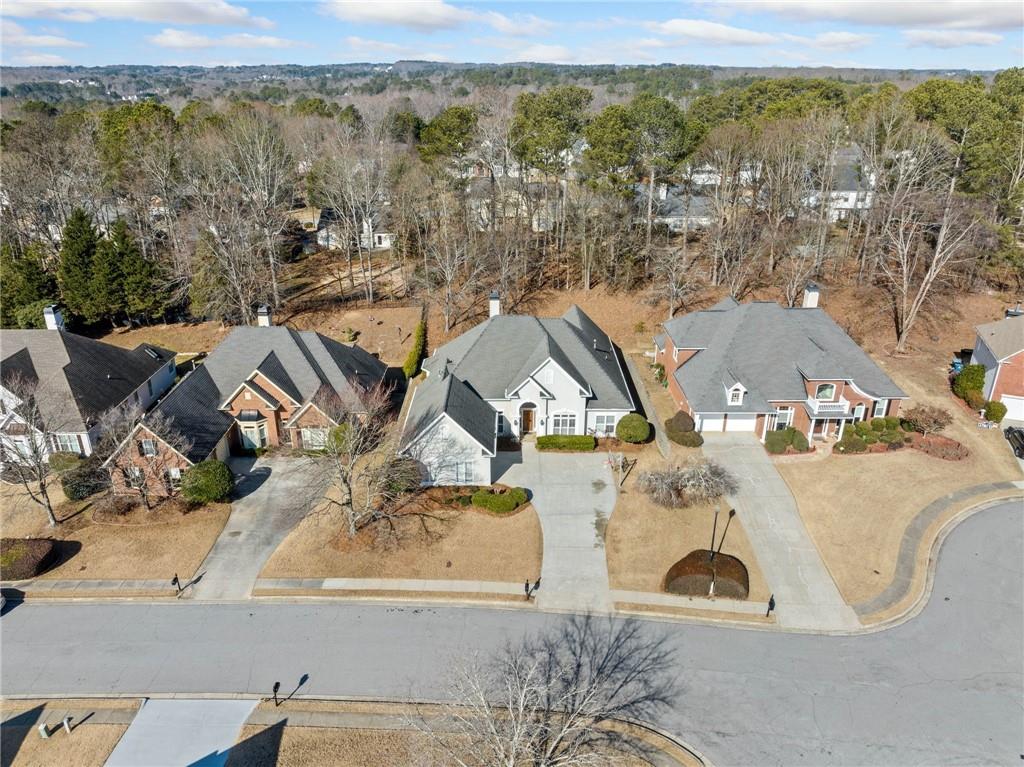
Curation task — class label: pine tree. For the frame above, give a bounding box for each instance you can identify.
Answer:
[57,208,98,322]
[88,222,127,326]
[1,243,57,327]
[120,225,167,322]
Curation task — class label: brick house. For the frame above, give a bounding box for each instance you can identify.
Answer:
[653,287,906,442]
[970,312,1024,421]
[104,309,387,498]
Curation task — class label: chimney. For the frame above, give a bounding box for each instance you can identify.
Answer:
[801,282,820,309]
[257,305,272,327]
[658,183,668,200]
[43,305,64,331]
[1005,303,1023,318]
[488,290,501,318]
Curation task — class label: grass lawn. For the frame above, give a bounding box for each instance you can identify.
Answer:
[260,493,542,583]
[0,699,140,767]
[605,448,771,603]
[776,352,1023,611]
[0,483,230,581]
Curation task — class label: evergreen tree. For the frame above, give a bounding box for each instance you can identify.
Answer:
[88,221,127,325]
[120,225,167,321]
[0,243,57,327]
[56,208,98,322]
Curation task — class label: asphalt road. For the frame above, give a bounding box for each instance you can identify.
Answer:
[2,501,1021,766]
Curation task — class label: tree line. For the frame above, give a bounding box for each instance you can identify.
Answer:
[1,71,1021,350]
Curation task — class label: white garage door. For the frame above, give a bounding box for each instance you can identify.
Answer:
[1002,396,1024,421]
[698,414,724,432]
[724,413,757,432]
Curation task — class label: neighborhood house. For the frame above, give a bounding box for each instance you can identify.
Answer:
[400,295,636,485]
[970,311,1024,421]
[654,286,906,442]
[0,306,176,461]
[105,307,387,497]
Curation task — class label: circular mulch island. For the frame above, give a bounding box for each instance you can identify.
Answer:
[664,549,749,600]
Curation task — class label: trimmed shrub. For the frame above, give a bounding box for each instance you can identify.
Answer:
[984,400,1008,424]
[870,418,887,432]
[61,459,108,501]
[652,363,666,385]
[471,487,527,514]
[0,537,58,580]
[884,416,901,431]
[664,412,696,445]
[854,420,871,436]
[672,430,704,447]
[764,431,788,454]
[964,389,986,411]
[790,430,810,452]
[615,413,650,443]
[508,487,529,506]
[536,435,596,451]
[952,364,985,398]
[835,435,867,454]
[48,452,81,474]
[402,320,427,379]
[863,434,878,445]
[902,405,952,437]
[878,430,902,444]
[886,440,904,451]
[917,437,969,460]
[180,460,233,503]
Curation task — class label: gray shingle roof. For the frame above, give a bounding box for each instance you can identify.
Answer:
[152,326,387,462]
[400,371,496,454]
[975,315,1024,360]
[423,305,633,411]
[662,301,905,413]
[0,330,174,432]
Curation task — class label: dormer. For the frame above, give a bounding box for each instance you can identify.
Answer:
[726,382,746,406]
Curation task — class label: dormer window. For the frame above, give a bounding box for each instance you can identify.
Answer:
[815,383,836,401]
[728,386,744,406]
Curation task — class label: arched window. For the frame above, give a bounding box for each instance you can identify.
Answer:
[728,386,744,405]
[815,383,836,401]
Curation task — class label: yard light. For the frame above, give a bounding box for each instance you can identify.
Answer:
[716,510,736,557]
[709,509,719,560]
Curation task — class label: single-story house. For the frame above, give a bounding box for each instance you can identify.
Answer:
[0,306,176,461]
[399,295,636,485]
[654,286,906,442]
[104,307,387,497]
[970,311,1024,420]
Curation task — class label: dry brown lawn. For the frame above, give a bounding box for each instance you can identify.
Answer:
[777,351,1023,608]
[1,483,230,581]
[261,496,542,583]
[286,304,421,367]
[0,699,140,767]
[606,449,771,603]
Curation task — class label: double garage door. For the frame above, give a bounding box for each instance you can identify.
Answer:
[699,413,757,432]
[1002,396,1024,421]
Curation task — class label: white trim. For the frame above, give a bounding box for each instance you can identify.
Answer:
[506,357,591,400]
[218,378,280,411]
[283,400,339,429]
[100,421,194,469]
[607,337,637,412]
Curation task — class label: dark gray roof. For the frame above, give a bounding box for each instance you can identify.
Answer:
[634,184,713,219]
[0,330,174,431]
[400,371,496,454]
[152,326,387,462]
[662,301,905,412]
[423,306,633,412]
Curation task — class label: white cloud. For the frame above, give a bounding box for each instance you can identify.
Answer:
[10,51,69,65]
[1,19,84,47]
[715,1,1021,31]
[342,35,450,61]
[781,31,875,51]
[904,29,1003,48]
[322,1,554,36]
[655,18,778,46]
[4,0,274,29]
[149,28,303,49]
[503,43,574,63]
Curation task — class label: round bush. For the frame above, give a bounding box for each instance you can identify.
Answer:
[884,416,901,431]
[764,431,788,454]
[870,418,887,432]
[836,435,867,453]
[863,434,878,445]
[61,459,109,501]
[854,421,871,436]
[180,460,233,503]
[615,413,650,443]
[952,364,985,398]
[984,400,1007,424]
[672,430,704,447]
[0,537,58,580]
[790,430,810,452]
[666,411,695,433]
[878,430,902,444]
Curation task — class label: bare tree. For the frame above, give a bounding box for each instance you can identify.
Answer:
[638,458,737,509]
[901,405,952,437]
[419,191,486,332]
[650,246,701,319]
[421,615,678,767]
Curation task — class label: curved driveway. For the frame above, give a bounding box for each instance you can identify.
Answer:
[1,501,1021,766]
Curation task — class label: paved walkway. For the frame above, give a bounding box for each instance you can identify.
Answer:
[854,481,1024,617]
[623,353,670,459]
[701,432,860,631]
[494,445,616,612]
[254,577,526,597]
[189,455,326,601]
[104,698,257,767]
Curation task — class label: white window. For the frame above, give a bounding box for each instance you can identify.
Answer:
[551,413,576,436]
[873,399,888,418]
[141,439,157,456]
[774,407,793,430]
[455,462,475,483]
[54,434,79,453]
[729,386,743,405]
[853,403,866,421]
[593,414,616,436]
[165,467,182,490]
[123,465,144,488]
[497,414,506,434]
[815,383,836,401]
[301,427,327,449]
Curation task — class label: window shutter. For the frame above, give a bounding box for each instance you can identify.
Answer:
[137,440,145,457]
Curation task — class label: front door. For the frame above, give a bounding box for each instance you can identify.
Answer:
[521,409,535,434]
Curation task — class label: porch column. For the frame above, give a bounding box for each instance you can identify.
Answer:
[808,418,815,440]
[837,419,846,440]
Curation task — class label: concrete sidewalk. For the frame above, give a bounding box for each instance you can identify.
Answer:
[701,433,859,631]
[254,577,526,597]
[189,455,326,601]
[494,446,616,613]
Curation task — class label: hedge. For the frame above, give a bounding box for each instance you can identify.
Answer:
[471,486,528,514]
[964,389,986,410]
[180,460,234,503]
[61,459,109,501]
[402,320,427,379]
[764,431,789,454]
[952,364,985,398]
[536,435,596,451]
[48,451,82,474]
[870,418,887,431]
[615,414,650,443]
[884,416,901,431]
[835,434,867,453]
[790,430,809,452]
[984,400,1007,423]
[672,430,704,447]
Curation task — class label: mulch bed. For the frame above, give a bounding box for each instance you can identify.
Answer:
[836,432,969,461]
[595,438,646,453]
[0,537,58,580]
[663,549,750,600]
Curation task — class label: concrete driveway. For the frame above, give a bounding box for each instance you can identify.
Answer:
[494,445,616,613]
[188,455,326,601]
[701,432,859,631]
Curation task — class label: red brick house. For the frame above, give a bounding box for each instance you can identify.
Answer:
[970,312,1024,421]
[653,288,906,442]
[104,309,387,498]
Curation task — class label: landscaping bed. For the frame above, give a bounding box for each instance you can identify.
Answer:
[0,538,58,580]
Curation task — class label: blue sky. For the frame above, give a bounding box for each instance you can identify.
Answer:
[2,1,1021,70]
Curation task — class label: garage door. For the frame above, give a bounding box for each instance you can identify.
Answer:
[698,414,724,432]
[724,413,757,432]
[1002,396,1024,421]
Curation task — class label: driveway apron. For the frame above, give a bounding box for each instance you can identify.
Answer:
[494,445,616,613]
[188,455,325,601]
[700,432,859,631]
